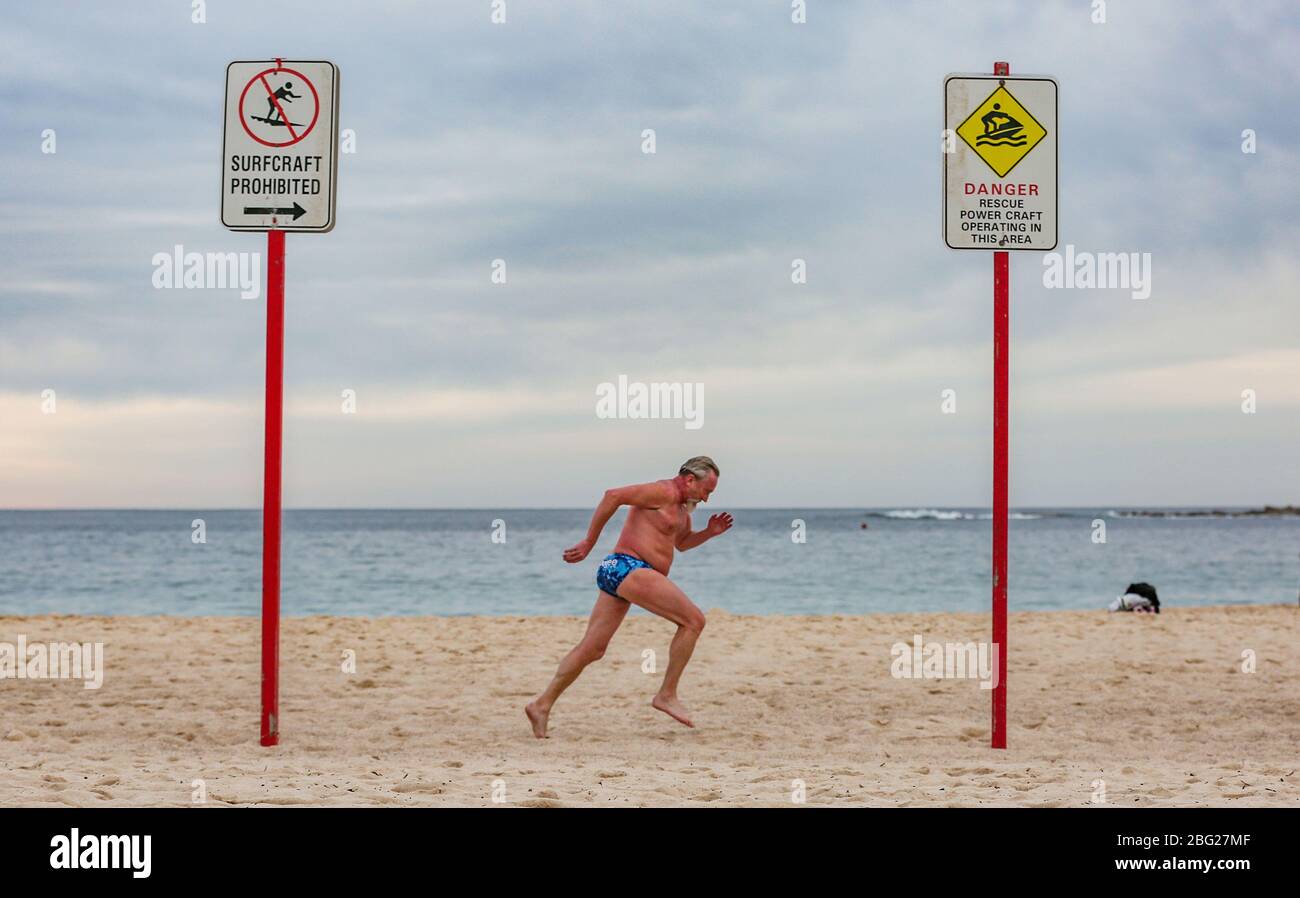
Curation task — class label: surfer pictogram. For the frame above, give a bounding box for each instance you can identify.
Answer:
[976,103,1027,147]
[251,80,304,129]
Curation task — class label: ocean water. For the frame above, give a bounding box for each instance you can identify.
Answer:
[1,509,1296,617]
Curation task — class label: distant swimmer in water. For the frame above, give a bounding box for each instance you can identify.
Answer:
[525,456,733,737]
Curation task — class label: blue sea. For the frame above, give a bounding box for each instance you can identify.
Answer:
[1,509,1296,617]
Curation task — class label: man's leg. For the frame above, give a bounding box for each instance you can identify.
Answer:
[526,591,629,738]
[613,568,706,727]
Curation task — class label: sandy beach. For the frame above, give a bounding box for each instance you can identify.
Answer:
[2,606,1297,807]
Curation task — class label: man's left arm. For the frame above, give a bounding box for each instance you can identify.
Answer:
[676,512,734,551]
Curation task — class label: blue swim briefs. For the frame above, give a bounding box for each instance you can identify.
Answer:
[596,552,651,598]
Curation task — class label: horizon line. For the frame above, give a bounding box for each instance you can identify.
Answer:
[1,504,1292,513]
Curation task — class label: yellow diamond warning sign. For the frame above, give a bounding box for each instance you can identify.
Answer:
[955,85,1047,178]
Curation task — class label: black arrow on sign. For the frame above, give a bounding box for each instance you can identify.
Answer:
[242,202,307,220]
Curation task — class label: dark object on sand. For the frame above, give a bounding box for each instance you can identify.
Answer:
[1111,582,1160,613]
[1125,582,1159,608]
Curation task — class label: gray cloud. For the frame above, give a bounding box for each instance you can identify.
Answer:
[1,0,1297,507]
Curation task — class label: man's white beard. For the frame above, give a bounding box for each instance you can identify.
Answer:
[684,499,699,513]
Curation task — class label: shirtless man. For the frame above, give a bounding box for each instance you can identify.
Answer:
[525,456,733,737]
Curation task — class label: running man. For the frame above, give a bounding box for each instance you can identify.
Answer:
[526,456,733,737]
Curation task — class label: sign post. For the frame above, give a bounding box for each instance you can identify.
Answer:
[261,228,285,747]
[222,59,339,746]
[944,61,1057,749]
[992,208,1008,751]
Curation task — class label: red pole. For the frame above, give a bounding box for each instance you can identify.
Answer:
[261,227,286,747]
[991,60,1010,750]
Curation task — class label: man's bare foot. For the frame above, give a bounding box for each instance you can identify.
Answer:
[652,694,694,728]
[525,701,550,738]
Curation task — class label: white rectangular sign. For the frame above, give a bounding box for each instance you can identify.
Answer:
[944,74,1057,251]
[221,60,339,232]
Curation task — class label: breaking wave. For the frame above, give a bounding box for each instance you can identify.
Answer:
[866,509,1043,521]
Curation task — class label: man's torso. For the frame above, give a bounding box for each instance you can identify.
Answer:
[612,480,688,574]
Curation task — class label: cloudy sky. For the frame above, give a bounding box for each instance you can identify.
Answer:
[2,1,1296,508]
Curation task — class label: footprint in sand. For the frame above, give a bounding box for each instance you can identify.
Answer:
[391,783,444,795]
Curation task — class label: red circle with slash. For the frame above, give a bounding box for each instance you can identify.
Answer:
[238,66,321,148]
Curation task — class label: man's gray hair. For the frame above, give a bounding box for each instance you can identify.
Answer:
[679,456,719,480]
